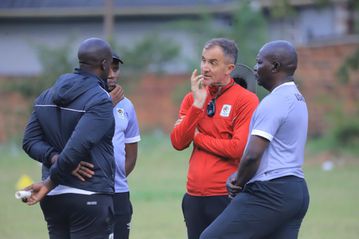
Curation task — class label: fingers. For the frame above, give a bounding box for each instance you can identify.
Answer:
[191,69,204,90]
[25,186,39,205]
[79,166,94,178]
[79,162,94,177]
[110,84,125,105]
[26,194,39,205]
[112,84,121,93]
[72,161,95,181]
[113,84,124,96]
[226,180,242,199]
[73,172,85,181]
[79,161,94,168]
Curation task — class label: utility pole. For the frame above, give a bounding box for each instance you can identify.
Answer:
[104,0,114,41]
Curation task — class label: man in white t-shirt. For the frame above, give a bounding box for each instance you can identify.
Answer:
[108,53,141,239]
[200,40,310,239]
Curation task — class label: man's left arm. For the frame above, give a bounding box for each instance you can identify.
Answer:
[193,96,259,160]
[124,102,141,176]
[50,98,114,185]
[125,143,138,176]
[23,109,58,168]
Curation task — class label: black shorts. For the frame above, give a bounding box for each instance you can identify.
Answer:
[40,193,114,239]
[113,192,132,239]
[182,193,231,239]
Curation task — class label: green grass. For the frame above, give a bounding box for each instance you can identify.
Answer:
[1,135,359,238]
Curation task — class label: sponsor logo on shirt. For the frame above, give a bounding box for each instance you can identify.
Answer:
[117,108,125,119]
[220,104,231,117]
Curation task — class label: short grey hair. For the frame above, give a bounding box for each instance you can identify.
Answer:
[204,38,238,64]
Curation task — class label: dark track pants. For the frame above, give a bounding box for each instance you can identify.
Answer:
[40,194,114,239]
[113,192,132,239]
[200,176,310,239]
[182,193,231,239]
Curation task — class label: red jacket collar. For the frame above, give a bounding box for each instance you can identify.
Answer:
[208,78,235,97]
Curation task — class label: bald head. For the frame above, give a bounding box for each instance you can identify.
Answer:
[77,38,112,80]
[260,40,297,76]
[78,38,112,66]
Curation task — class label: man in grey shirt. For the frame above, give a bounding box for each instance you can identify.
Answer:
[200,40,309,239]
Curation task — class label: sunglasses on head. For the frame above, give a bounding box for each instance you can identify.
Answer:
[207,98,216,117]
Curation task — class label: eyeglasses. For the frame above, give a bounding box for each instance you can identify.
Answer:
[207,98,216,117]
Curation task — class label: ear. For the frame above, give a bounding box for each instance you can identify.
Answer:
[226,63,235,76]
[101,59,107,71]
[272,61,280,72]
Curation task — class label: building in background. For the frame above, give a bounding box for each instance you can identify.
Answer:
[0,0,357,76]
[0,0,358,141]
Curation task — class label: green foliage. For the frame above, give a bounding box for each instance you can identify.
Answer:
[169,0,268,102]
[4,39,76,98]
[176,0,267,68]
[319,80,359,155]
[332,119,359,149]
[269,0,295,19]
[113,33,180,75]
[330,115,359,154]
[227,1,268,67]
[34,40,76,94]
[337,47,359,83]
[170,13,227,70]
[110,33,181,94]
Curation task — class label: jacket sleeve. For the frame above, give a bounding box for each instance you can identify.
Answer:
[22,109,58,168]
[170,93,204,150]
[193,95,259,161]
[49,97,114,185]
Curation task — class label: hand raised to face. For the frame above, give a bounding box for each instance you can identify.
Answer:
[191,69,207,109]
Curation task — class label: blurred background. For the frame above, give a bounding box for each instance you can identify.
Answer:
[0,0,358,238]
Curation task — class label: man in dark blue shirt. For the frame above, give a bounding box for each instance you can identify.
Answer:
[22,37,115,239]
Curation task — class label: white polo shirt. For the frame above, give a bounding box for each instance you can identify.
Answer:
[112,97,141,192]
[248,82,308,183]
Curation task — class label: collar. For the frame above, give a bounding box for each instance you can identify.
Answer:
[74,68,108,90]
[208,78,235,97]
[271,81,295,94]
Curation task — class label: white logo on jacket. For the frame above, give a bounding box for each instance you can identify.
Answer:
[220,104,231,117]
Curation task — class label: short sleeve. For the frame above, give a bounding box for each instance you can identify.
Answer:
[251,96,288,141]
[124,101,141,144]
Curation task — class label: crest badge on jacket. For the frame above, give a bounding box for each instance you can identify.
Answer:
[220,104,231,117]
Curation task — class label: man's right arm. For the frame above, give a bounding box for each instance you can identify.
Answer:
[170,94,204,150]
[170,69,207,150]
[110,84,124,106]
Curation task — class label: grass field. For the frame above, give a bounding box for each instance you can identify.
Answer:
[0,133,359,239]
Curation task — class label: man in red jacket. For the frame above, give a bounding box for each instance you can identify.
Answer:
[170,38,259,239]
